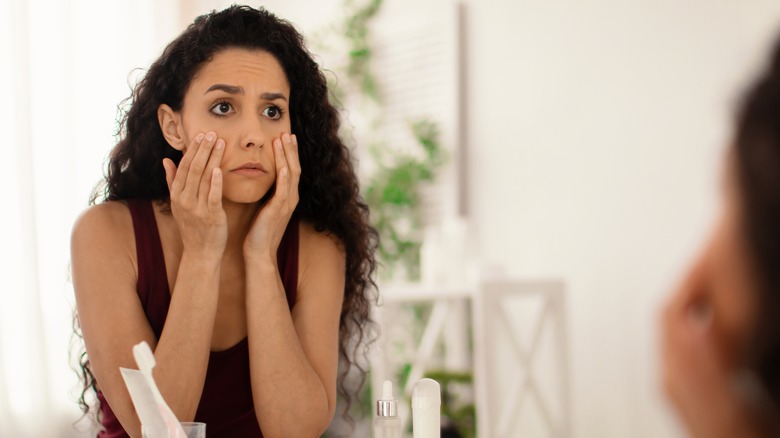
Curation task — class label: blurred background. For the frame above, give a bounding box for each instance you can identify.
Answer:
[2,0,780,436]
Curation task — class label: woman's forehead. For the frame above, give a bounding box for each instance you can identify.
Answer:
[189,48,290,95]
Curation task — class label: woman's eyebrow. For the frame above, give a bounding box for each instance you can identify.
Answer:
[260,92,287,102]
[204,84,287,102]
[205,83,244,95]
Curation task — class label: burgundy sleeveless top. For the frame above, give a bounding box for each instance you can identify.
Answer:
[97,199,299,438]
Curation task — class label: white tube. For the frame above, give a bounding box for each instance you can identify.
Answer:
[412,378,441,438]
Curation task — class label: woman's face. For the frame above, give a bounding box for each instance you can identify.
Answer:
[165,48,292,204]
[661,154,769,437]
[687,158,761,365]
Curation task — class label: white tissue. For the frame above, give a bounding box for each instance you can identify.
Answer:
[120,367,168,435]
[121,341,187,437]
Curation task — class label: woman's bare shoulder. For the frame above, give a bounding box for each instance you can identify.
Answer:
[296,219,346,293]
[71,201,135,259]
[297,219,345,256]
[72,200,133,233]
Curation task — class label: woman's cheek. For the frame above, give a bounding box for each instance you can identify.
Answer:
[710,236,760,366]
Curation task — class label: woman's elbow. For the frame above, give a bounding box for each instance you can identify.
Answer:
[256,403,333,437]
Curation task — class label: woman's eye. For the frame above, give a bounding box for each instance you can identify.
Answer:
[262,106,282,120]
[211,102,234,116]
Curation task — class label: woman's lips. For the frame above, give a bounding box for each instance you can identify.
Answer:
[231,162,267,177]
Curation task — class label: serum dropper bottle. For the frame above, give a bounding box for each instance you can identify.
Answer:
[374,380,402,438]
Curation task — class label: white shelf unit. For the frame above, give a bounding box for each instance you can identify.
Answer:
[371,279,570,438]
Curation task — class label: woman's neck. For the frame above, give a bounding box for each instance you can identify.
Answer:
[221,200,262,255]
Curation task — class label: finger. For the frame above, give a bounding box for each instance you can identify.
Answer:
[273,137,289,183]
[172,133,205,194]
[208,167,223,212]
[162,158,176,194]
[272,137,290,202]
[199,137,225,202]
[274,166,290,202]
[284,133,301,182]
[287,134,300,204]
[182,131,217,200]
[291,134,300,168]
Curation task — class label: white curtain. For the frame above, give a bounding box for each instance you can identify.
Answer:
[0,1,179,436]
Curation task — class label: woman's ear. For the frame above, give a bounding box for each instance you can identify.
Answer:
[158,104,186,151]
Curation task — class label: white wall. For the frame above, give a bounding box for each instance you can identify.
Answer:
[158,1,780,436]
[1,1,181,435]
[459,1,780,437]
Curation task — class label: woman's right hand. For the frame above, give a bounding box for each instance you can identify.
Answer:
[162,131,227,257]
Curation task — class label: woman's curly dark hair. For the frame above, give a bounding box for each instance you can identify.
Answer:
[76,4,378,427]
[733,34,780,431]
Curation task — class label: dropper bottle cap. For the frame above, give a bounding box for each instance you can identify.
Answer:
[376,380,398,417]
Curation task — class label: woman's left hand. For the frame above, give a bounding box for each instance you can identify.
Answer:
[244,132,300,262]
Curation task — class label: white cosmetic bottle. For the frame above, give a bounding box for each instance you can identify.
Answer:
[374,380,402,438]
[412,378,441,438]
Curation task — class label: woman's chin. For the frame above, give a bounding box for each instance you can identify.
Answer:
[222,190,272,206]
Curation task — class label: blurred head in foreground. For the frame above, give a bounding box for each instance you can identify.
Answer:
[663,35,780,438]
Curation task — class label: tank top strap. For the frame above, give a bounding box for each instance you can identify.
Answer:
[126,199,170,338]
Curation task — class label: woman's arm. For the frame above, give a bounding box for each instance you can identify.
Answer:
[72,203,222,437]
[73,132,227,437]
[241,132,342,435]
[245,222,345,437]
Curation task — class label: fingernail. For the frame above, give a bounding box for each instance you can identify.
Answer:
[206,132,216,142]
[215,139,224,150]
[195,133,205,143]
[282,132,291,143]
[274,138,282,148]
[291,134,297,144]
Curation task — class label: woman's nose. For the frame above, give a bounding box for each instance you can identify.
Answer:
[240,113,266,149]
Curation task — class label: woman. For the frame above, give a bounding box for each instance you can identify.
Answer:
[662,37,780,437]
[71,5,377,437]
